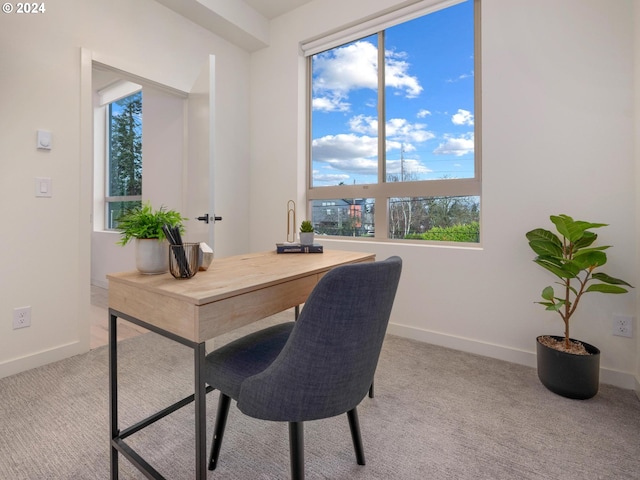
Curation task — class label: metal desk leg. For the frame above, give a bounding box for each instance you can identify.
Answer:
[195,343,207,479]
[109,312,119,480]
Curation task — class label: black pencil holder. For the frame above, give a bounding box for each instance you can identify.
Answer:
[169,243,200,279]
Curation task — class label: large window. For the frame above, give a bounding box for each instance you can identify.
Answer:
[105,90,142,229]
[306,0,480,243]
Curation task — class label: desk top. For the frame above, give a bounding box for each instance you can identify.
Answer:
[107,249,375,307]
[107,249,375,341]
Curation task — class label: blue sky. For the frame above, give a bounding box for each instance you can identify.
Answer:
[311,0,474,186]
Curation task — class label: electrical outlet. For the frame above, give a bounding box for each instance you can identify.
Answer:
[13,306,31,329]
[613,315,633,338]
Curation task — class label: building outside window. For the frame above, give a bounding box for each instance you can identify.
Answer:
[306,0,480,243]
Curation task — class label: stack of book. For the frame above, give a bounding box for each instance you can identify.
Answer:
[276,243,323,254]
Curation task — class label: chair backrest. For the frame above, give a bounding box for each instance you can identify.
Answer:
[237,256,402,422]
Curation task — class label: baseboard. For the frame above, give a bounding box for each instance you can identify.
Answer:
[0,341,86,380]
[635,376,640,401]
[92,278,109,289]
[387,322,536,368]
[387,322,638,391]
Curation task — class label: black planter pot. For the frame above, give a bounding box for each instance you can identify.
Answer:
[536,335,601,400]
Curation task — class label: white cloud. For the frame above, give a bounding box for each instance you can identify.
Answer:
[312,114,436,179]
[312,171,351,184]
[451,109,474,126]
[433,133,474,156]
[348,115,435,145]
[446,70,474,83]
[349,115,378,135]
[385,49,423,98]
[313,41,378,95]
[417,109,431,118]
[386,117,435,143]
[386,158,432,175]
[312,41,422,112]
[312,95,350,112]
[312,133,378,169]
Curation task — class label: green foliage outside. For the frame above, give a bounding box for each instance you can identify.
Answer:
[389,195,479,241]
[406,221,479,242]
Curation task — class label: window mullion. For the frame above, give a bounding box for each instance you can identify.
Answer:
[378,30,386,186]
[376,30,389,240]
[104,106,111,228]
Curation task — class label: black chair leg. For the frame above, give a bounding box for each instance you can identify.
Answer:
[289,422,305,480]
[347,408,365,465]
[208,393,231,471]
[368,380,374,398]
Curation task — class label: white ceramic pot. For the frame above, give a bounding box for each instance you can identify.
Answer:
[135,238,169,274]
[299,232,314,245]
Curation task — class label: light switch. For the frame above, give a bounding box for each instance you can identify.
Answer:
[35,177,52,197]
[37,130,52,150]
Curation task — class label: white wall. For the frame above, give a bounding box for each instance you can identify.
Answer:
[0,0,252,377]
[249,0,639,389]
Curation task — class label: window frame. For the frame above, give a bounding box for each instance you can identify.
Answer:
[102,86,143,230]
[305,0,481,244]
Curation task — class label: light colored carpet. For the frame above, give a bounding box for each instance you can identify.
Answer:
[1,311,639,479]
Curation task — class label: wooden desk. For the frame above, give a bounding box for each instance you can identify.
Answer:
[107,249,375,479]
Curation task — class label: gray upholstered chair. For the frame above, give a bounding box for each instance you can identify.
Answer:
[204,256,402,479]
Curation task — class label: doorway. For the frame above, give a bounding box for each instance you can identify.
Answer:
[85,56,217,349]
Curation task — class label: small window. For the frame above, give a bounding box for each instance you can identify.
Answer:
[105,91,142,229]
[390,195,479,241]
[311,198,375,237]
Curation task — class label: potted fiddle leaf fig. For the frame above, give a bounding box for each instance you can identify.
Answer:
[525,214,632,399]
[116,202,186,274]
[299,220,315,246]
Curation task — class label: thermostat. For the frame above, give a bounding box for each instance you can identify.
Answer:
[37,130,52,150]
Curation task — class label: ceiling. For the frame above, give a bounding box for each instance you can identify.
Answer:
[243,0,313,20]
[154,0,314,51]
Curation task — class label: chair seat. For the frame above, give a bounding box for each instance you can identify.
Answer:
[205,322,294,400]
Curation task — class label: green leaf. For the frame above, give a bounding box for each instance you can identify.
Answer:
[571,250,607,269]
[573,246,609,256]
[534,257,577,279]
[541,286,555,300]
[573,231,598,249]
[550,214,607,243]
[591,272,633,287]
[526,228,562,247]
[528,239,563,257]
[585,284,629,294]
[536,301,554,307]
[560,259,583,276]
[537,302,564,312]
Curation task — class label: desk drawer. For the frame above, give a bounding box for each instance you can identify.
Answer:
[197,274,318,340]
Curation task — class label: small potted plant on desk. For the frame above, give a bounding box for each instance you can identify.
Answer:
[116,202,186,274]
[525,214,632,399]
[299,220,315,246]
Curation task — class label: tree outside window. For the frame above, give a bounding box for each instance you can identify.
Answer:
[106,91,142,229]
